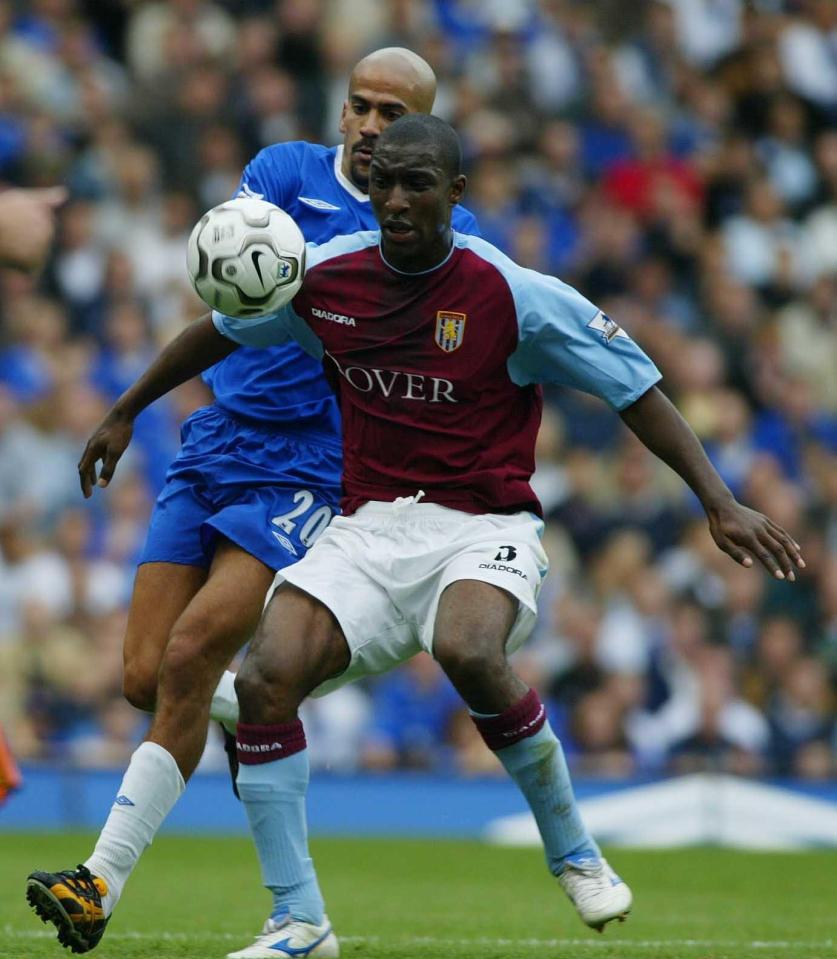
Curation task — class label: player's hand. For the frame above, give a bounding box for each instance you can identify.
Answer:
[707,501,805,582]
[78,409,134,498]
[0,186,67,271]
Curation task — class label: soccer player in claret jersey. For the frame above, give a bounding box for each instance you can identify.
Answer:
[215,115,803,956]
[25,52,477,959]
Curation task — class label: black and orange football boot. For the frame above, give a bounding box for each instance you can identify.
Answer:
[26,864,110,953]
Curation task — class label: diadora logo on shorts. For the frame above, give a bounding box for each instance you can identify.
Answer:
[312,306,356,326]
[237,742,282,753]
[114,795,135,806]
[479,545,527,579]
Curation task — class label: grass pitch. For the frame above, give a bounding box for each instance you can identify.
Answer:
[2,833,835,959]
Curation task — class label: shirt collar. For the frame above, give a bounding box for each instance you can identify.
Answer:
[334,145,369,203]
[378,235,457,275]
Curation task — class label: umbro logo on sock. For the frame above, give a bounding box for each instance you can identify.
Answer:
[114,795,135,806]
[237,742,283,753]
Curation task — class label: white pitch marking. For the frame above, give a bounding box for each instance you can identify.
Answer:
[5,928,835,950]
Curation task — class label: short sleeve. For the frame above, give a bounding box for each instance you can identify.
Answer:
[234,144,303,209]
[212,298,324,359]
[506,268,661,410]
[212,305,294,347]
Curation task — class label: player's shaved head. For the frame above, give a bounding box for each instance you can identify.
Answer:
[348,47,436,113]
[377,114,462,179]
[340,47,438,190]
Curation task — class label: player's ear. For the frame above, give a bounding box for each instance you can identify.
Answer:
[339,101,349,135]
[449,174,466,206]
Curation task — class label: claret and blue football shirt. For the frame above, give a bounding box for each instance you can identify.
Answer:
[214,231,661,517]
[202,142,480,431]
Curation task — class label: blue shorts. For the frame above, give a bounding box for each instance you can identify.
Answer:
[140,405,342,571]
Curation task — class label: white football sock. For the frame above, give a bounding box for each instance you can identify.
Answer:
[209,670,239,734]
[85,741,185,915]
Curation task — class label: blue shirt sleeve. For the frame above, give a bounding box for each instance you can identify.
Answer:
[234,143,305,209]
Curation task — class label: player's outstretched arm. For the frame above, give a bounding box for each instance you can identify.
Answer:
[78,314,237,496]
[619,385,805,581]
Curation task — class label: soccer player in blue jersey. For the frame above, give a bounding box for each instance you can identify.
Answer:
[28,115,804,958]
[26,51,477,958]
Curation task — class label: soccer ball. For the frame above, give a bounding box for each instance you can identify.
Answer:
[186,197,305,318]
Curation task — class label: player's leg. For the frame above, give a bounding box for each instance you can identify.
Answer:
[121,469,217,712]
[432,579,631,931]
[83,540,275,898]
[120,561,207,712]
[228,511,417,959]
[25,541,275,954]
[152,539,275,773]
[227,583,349,959]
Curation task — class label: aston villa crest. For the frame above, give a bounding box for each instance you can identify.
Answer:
[435,311,466,352]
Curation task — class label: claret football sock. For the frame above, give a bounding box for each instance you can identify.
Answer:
[210,669,239,734]
[85,741,185,914]
[236,720,325,926]
[471,688,600,875]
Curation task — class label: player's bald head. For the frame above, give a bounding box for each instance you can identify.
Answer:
[348,47,436,113]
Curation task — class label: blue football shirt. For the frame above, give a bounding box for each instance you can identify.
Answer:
[202,141,481,430]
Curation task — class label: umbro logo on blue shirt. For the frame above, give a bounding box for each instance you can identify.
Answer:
[298,196,341,211]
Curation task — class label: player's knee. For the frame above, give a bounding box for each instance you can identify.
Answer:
[233,661,264,714]
[234,632,314,721]
[157,626,212,701]
[122,663,158,712]
[234,655,303,720]
[434,635,506,687]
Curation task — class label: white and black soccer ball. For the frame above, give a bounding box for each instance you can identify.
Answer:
[186,197,305,318]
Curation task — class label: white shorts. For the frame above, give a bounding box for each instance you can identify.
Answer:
[275,496,549,696]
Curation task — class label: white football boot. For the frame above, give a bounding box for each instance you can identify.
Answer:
[558,858,632,932]
[227,914,339,959]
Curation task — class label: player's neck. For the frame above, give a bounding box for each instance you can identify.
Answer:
[379,229,454,274]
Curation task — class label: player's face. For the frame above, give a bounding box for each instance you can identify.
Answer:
[339,71,417,189]
[369,144,465,272]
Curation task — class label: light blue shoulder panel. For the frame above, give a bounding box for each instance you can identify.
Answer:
[454,233,662,410]
[211,231,379,354]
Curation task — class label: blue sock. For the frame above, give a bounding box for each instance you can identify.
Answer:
[237,749,324,925]
[495,721,601,875]
[472,690,600,876]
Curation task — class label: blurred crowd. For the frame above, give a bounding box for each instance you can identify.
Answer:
[0,0,835,783]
